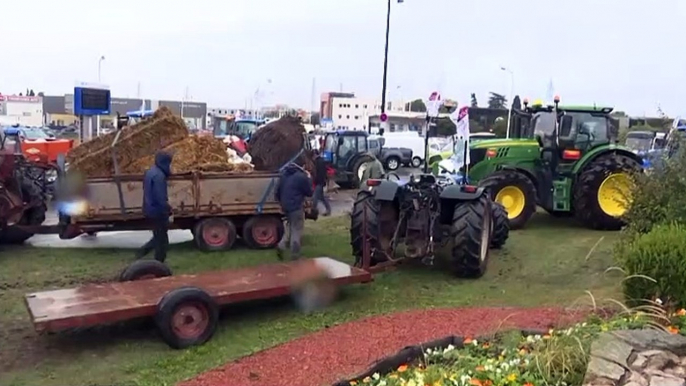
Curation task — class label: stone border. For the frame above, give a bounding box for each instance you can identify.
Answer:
[331,328,548,386]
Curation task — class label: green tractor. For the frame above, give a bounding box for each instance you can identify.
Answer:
[464,97,642,230]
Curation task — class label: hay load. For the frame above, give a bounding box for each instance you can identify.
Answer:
[67,107,188,177]
[66,108,311,178]
[249,116,314,172]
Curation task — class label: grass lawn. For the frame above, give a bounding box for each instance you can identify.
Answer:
[0,212,623,386]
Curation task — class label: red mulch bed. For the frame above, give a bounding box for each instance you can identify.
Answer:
[179,306,590,386]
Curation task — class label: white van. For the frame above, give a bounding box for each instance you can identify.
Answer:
[381,132,426,168]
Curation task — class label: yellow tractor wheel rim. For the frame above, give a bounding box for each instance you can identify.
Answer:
[495,186,526,220]
[597,173,632,217]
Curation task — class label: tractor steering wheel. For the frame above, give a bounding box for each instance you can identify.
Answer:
[385,172,401,182]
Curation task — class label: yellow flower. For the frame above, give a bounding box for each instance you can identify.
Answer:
[407,380,417,386]
[507,373,517,382]
[667,325,680,334]
[475,365,485,371]
[676,308,686,316]
[432,381,443,386]
[349,382,358,386]
[518,348,528,355]
[389,374,399,379]
[363,376,371,383]
[542,334,551,340]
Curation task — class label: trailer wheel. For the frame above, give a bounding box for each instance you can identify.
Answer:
[119,260,172,282]
[155,286,219,349]
[193,218,237,251]
[242,215,284,249]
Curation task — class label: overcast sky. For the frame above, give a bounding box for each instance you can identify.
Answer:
[1,0,684,115]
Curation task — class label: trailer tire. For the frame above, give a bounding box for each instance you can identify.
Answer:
[490,201,510,249]
[193,218,237,252]
[119,260,172,282]
[155,286,219,349]
[450,195,492,278]
[242,215,284,249]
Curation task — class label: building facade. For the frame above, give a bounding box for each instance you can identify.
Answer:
[0,94,44,127]
[44,95,207,130]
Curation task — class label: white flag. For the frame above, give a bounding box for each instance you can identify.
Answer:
[450,106,470,165]
[425,91,442,118]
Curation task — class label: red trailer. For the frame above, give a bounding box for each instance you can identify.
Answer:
[24,257,372,349]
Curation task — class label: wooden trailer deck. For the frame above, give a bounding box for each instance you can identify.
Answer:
[25,257,372,333]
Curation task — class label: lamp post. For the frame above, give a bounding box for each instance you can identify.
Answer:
[500,66,514,138]
[96,55,105,137]
[378,0,403,134]
[98,56,105,82]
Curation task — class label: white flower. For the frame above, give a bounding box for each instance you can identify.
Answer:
[445,344,455,352]
[496,368,502,374]
[378,381,386,386]
[426,348,433,354]
[472,339,478,346]
[372,373,380,380]
[656,298,663,305]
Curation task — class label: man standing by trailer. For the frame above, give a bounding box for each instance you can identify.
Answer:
[136,151,173,262]
[312,150,332,216]
[275,162,313,260]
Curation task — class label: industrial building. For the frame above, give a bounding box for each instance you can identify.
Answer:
[43,95,207,131]
[0,94,44,127]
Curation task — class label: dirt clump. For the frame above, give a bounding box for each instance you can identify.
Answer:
[249,116,314,172]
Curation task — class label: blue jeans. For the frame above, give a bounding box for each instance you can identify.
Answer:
[313,184,331,214]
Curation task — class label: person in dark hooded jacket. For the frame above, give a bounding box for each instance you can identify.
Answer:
[136,151,173,262]
[275,162,313,260]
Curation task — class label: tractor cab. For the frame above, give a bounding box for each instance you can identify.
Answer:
[321,130,376,186]
[212,115,264,142]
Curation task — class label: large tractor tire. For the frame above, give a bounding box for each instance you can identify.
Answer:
[350,191,396,267]
[573,154,641,230]
[479,170,537,229]
[490,201,510,249]
[450,194,492,278]
[0,181,47,245]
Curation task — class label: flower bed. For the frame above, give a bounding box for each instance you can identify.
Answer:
[335,309,686,386]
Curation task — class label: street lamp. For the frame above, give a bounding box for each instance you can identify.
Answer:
[500,66,514,138]
[98,55,105,82]
[378,0,404,134]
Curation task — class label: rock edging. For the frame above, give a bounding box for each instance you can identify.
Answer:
[583,329,686,386]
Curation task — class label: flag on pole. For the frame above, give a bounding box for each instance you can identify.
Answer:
[425,91,442,118]
[450,106,471,165]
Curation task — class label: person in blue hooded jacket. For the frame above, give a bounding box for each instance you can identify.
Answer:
[136,151,173,262]
[275,162,313,260]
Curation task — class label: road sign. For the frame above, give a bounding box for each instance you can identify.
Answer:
[73,83,111,116]
[380,113,388,122]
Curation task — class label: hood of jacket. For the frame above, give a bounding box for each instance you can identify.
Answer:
[282,162,304,177]
[154,151,173,176]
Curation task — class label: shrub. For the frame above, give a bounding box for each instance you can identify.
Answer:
[616,223,686,308]
[622,138,686,236]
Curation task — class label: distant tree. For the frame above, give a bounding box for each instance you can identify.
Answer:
[611,111,627,117]
[512,95,521,111]
[406,99,426,113]
[435,117,456,136]
[487,92,507,109]
[470,93,478,108]
[37,91,45,97]
[28,89,35,96]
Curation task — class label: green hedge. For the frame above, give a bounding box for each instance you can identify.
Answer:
[616,223,686,308]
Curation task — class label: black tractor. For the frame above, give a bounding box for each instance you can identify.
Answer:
[350,171,509,278]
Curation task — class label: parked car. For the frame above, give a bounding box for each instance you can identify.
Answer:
[368,136,413,170]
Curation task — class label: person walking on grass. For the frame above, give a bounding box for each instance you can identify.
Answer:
[312,150,332,216]
[275,162,313,261]
[136,151,173,262]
